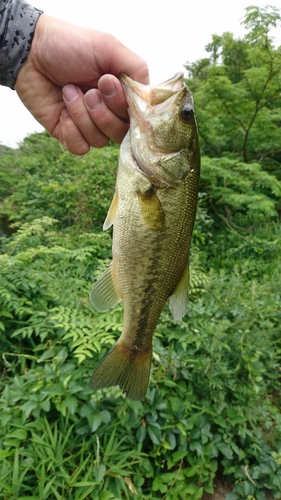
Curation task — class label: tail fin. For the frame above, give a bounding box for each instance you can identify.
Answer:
[90,341,152,401]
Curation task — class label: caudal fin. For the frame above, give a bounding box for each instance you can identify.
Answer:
[89,341,152,401]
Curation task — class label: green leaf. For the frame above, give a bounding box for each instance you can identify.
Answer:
[168,432,177,450]
[147,425,161,445]
[88,413,102,432]
[172,450,187,462]
[137,425,147,443]
[216,442,233,459]
[64,396,78,415]
[5,429,27,441]
[94,463,106,482]
[225,494,239,500]
[100,410,111,424]
[99,492,115,500]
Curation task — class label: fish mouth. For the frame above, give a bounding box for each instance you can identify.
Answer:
[120,72,187,143]
[120,73,191,187]
[120,72,185,107]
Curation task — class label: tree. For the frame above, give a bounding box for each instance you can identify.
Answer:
[185,6,281,237]
[186,6,281,167]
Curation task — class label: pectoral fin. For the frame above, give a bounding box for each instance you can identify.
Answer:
[89,263,121,312]
[103,191,118,230]
[168,262,189,321]
[137,188,166,231]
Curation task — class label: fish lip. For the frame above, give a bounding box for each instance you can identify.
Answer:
[120,72,184,88]
[120,72,185,105]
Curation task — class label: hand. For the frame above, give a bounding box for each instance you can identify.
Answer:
[14,14,149,154]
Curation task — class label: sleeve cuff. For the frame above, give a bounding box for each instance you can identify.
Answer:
[0,0,43,89]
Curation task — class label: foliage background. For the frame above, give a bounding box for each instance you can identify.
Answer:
[0,6,281,499]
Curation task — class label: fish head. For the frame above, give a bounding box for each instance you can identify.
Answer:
[120,73,199,187]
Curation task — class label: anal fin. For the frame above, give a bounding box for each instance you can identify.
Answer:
[103,191,118,231]
[168,261,189,321]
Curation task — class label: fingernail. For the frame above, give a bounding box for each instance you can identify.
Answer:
[84,89,102,110]
[101,79,117,98]
[63,84,80,102]
[61,108,70,118]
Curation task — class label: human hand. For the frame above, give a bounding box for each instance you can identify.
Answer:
[14,14,149,154]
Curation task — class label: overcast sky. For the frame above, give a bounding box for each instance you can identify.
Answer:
[1,0,280,148]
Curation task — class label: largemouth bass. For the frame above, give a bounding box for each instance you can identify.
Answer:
[89,73,200,400]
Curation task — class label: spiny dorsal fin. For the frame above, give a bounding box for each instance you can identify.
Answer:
[89,263,121,312]
[103,191,119,231]
[168,261,189,321]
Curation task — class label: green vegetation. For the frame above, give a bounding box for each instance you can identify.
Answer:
[0,5,281,499]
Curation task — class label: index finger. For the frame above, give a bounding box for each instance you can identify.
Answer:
[93,33,150,86]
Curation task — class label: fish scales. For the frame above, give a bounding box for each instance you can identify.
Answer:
[89,73,200,400]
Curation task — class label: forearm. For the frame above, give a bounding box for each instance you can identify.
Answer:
[0,0,42,88]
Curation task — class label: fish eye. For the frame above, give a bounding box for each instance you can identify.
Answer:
[180,104,194,122]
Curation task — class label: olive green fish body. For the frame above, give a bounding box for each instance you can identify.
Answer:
[90,73,200,400]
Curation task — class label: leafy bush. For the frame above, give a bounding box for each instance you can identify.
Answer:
[1,133,119,234]
[0,213,281,499]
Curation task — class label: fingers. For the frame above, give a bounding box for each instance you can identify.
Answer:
[93,32,150,86]
[62,84,109,152]
[60,79,130,154]
[84,76,129,144]
[59,108,91,155]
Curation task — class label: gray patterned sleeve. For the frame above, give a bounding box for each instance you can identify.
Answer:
[0,0,43,89]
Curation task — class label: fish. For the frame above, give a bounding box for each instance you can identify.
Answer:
[89,72,200,400]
